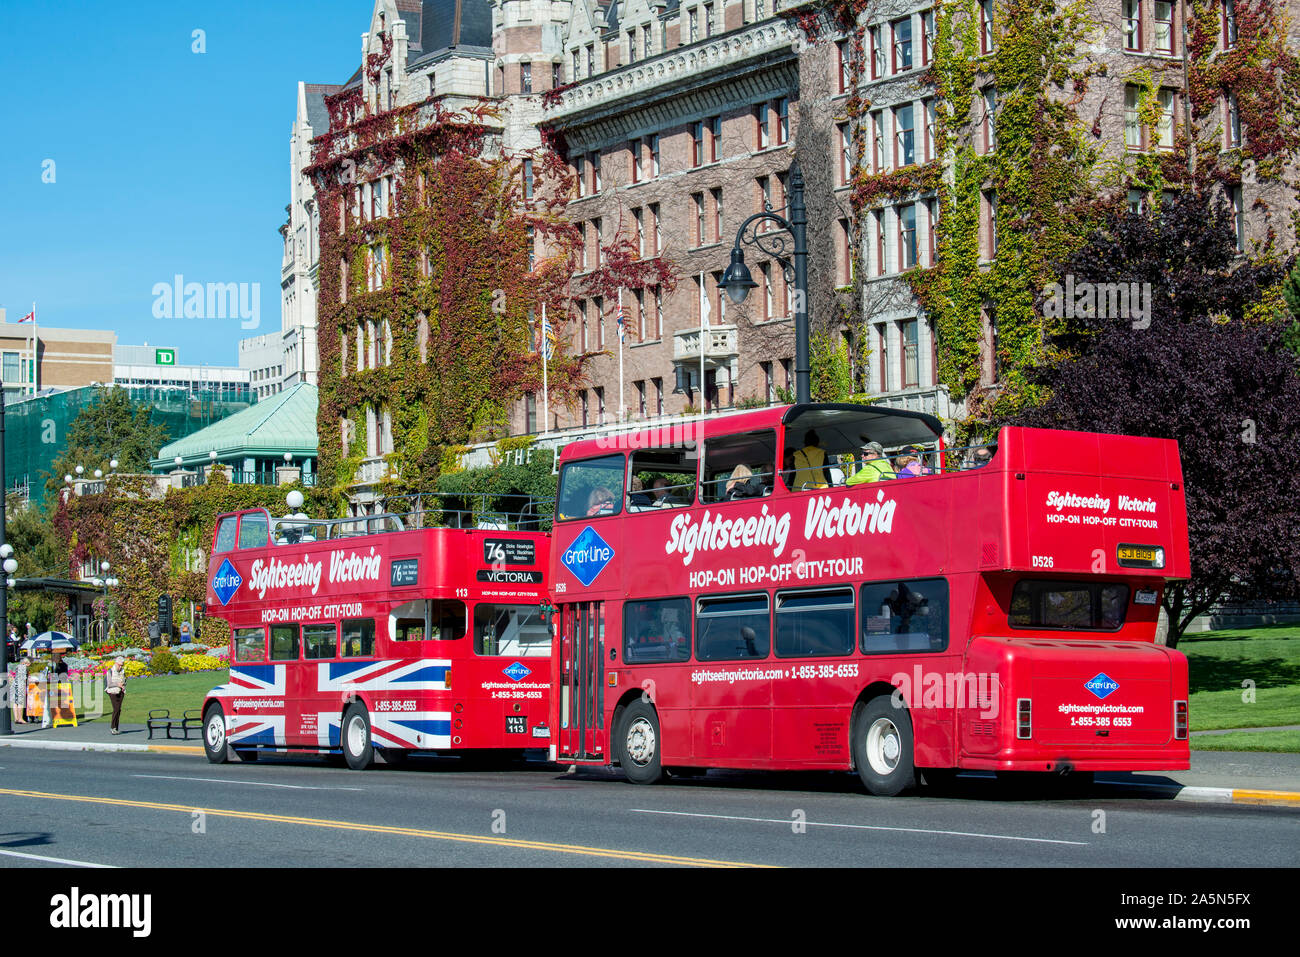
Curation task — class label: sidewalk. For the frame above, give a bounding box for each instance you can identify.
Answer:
[0,717,202,754]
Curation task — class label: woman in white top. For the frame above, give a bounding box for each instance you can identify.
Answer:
[105,657,127,734]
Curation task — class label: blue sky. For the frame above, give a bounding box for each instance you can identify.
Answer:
[0,0,368,366]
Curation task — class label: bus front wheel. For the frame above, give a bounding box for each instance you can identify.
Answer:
[203,704,228,765]
[853,697,915,796]
[617,700,663,785]
[342,703,374,771]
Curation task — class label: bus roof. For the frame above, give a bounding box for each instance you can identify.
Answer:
[556,403,945,463]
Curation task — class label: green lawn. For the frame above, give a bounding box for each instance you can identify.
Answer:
[101,671,229,725]
[1191,730,1300,753]
[1180,624,1300,732]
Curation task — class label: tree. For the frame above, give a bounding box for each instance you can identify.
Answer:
[1005,190,1300,647]
[4,504,73,632]
[50,386,170,486]
[1281,257,1300,358]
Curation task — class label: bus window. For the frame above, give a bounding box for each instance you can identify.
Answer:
[1009,580,1130,632]
[390,599,467,641]
[558,454,625,520]
[474,604,550,657]
[304,623,338,659]
[238,512,269,549]
[233,627,265,662]
[861,579,949,653]
[270,624,300,660]
[701,430,777,504]
[628,448,696,510]
[776,588,855,658]
[214,517,238,554]
[696,594,770,661]
[624,597,691,663]
[342,618,375,657]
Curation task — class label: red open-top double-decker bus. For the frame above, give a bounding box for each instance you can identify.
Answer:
[201,507,551,769]
[547,403,1191,794]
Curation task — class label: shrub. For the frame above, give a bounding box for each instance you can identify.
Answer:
[123,660,150,678]
[176,654,227,674]
[149,649,180,676]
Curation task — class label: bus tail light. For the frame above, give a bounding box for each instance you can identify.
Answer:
[444,669,451,690]
[607,672,617,687]
[1174,701,1188,740]
[1016,698,1032,739]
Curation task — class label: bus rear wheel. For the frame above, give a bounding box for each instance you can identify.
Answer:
[853,696,915,796]
[617,700,663,785]
[342,703,374,771]
[203,704,228,764]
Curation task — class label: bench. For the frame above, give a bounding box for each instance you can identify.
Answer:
[147,708,203,740]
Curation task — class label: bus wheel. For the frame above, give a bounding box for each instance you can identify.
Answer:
[203,704,228,765]
[341,704,374,771]
[618,700,663,785]
[853,697,915,796]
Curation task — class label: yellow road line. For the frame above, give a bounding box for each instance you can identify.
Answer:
[1232,788,1300,807]
[147,745,204,754]
[0,788,773,867]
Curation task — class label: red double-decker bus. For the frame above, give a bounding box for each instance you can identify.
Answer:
[201,507,552,769]
[547,403,1191,795]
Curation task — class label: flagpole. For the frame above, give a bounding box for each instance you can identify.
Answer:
[698,272,707,416]
[617,288,625,422]
[31,302,37,396]
[540,303,549,437]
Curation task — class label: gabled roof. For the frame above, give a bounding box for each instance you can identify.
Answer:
[420,0,492,54]
[303,83,342,135]
[153,383,318,468]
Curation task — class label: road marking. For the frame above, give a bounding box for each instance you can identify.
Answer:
[0,848,115,868]
[132,774,365,792]
[0,788,772,867]
[630,809,1090,846]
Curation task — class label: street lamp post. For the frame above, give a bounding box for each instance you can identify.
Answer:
[719,160,812,404]
[0,395,9,736]
[99,561,111,642]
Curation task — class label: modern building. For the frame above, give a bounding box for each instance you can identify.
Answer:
[237,334,287,401]
[151,382,318,485]
[113,344,252,399]
[0,309,116,403]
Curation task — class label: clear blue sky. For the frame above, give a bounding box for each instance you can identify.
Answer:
[0,0,368,366]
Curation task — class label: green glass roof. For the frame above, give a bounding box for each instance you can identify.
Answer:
[152,383,318,468]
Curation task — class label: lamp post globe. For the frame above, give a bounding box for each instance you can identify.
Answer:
[110,459,119,471]
[75,465,84,476]
[94,469,103,479]
[719,248,757,305]
[3,559,16,575]
[0,544,12,559]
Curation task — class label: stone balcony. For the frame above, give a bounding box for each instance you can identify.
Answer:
[544,20,799,125]
[868,385,955,421]
[673,325,740,368]
[353,455,392,486]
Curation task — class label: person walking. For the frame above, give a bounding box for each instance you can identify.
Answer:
[105,657,127,734]
[11,654,29,725]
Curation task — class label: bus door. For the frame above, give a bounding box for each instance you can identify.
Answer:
[558,602,605,760]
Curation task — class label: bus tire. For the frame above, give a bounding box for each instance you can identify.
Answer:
[203,704,229,765]
[853,696,915,796]
[341,703,374,771]
[617,700,663,785]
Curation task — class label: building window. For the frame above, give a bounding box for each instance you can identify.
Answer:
[1223,0,1237,49]
[837,39,851,94]
[1123,0,1142,51]
[628,30,638,63]
[587,44,595,75]
[581,391,589,427]
[650,203,662,253]
[923,98,937,161]
[650,134,660,176]
[575,155,586,197]
[892,17,913,73]
[1230,184,1244,251]
[901,318,919,388]
[595,386,606,425]
[689,8,699,42]
[838,122,852,185]
[577,300,588,350]
[873,209,886,275]
[1154,2,1175,55]
[1127,188,1146,214]
[898,203,917,270]
[982,88,997,153]
[631,139,642,182]
[1157,88,1175,149]
[711,187,723,242]
[692,121,705,167]
[870,24,885,79]
[756,102,770,149]
[594,217,604,264]
[982,190,998,259]
[926,197,939,266]
[693,192,706,245]
[839,218,854,285]
[921,9,936,65]
[521,61,532,94]
[572,49,581,81]
[635,380,646,416]
[709,115,722,162]
[776,97,790,144]
[653,376,664,415]
[595,296,605,347]
[762,361,774,402]
[895,102,915,167]
[633,206,644,256]
[590,151,602,191]
[979,0,994,54]
[1124,85,1142,149]
[872,110,885,172]
[1225,91,1241,148]
[523,158,534,199]
[643,24,653,56]
[552,62,562,87]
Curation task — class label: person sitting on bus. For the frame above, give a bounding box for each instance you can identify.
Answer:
[586,486,616,516]
[789,430,830,490]
[724,465,763,500]
[628,477,654,510]
[970,445,994,468]
[649,477,676,507]
[661,606,687,658]
[894,452,923,478]
[847,440,897,485]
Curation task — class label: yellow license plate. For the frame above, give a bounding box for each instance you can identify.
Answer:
[1117,544,1163,567]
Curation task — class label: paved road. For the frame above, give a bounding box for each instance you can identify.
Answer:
[1,749,1295,868]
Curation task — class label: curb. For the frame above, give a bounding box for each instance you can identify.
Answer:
[1099,779,1300,807]
[0,738,203,756]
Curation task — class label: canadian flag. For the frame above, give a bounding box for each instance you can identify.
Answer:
[18,310,34,323]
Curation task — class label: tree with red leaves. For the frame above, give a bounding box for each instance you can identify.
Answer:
[1005,190,1300,647]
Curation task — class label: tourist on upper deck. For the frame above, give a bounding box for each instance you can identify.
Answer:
[789,430,831,490]
[847,440,897,485]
